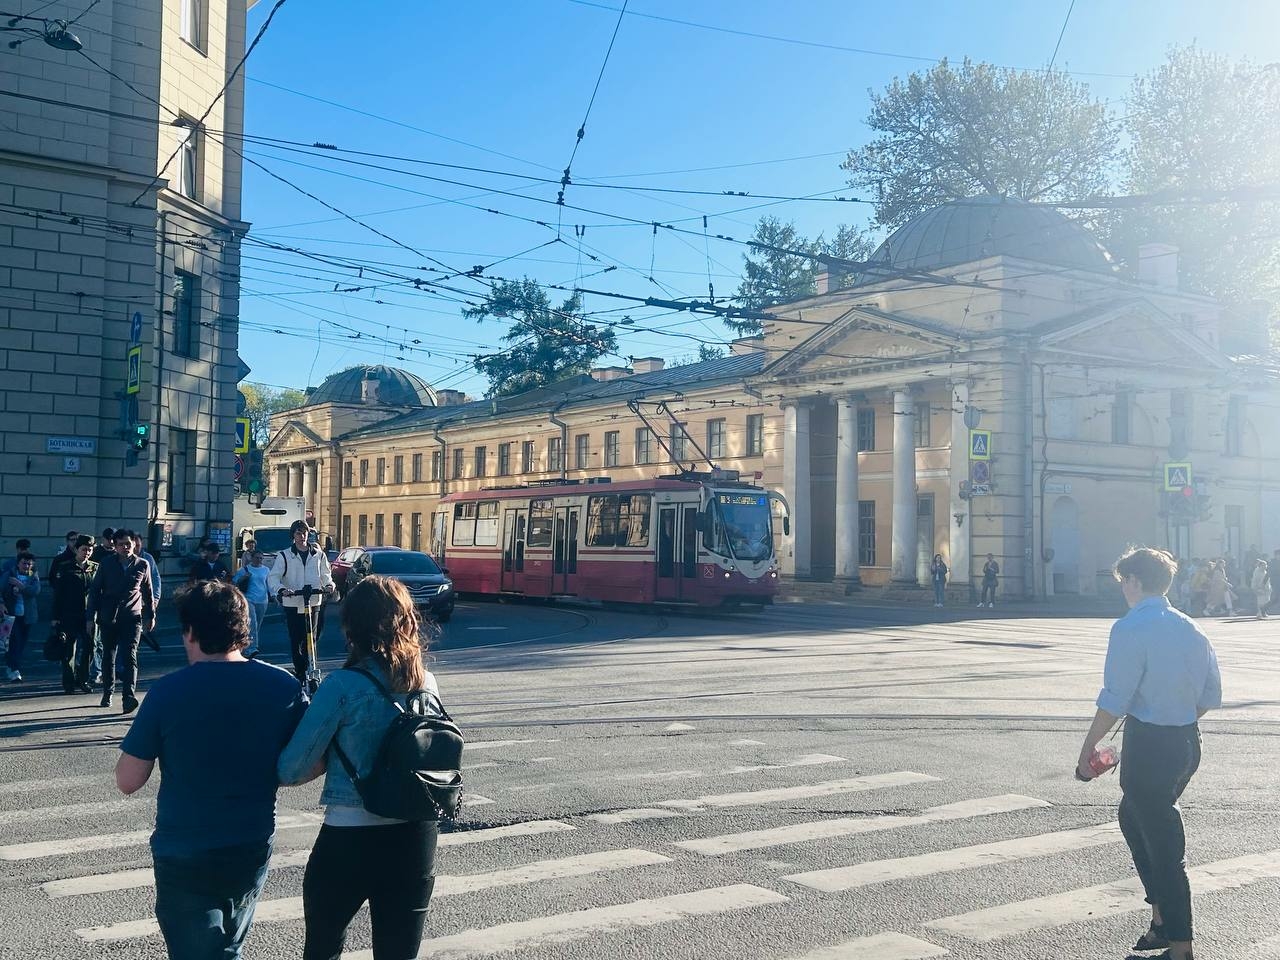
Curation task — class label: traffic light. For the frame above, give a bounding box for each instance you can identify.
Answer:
[246,448,264,496]
[130,423,150,451]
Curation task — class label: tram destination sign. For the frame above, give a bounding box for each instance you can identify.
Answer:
[717,493,767,506]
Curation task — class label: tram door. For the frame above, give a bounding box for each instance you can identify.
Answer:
[552,505,580,594]
[657,504,700,601]
[501,508,528,592]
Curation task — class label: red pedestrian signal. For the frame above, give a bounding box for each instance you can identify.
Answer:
[1181,485,1194,499]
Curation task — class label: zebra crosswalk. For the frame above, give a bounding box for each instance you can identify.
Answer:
[2,740,1276,960]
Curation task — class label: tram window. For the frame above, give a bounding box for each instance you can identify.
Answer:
[527,499,554,547]
[620,494,650,547]
[475,500,500,546]
[452,502,477,546]
[586,494,652,547]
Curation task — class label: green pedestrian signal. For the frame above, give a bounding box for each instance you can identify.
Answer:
[131,424,150,451]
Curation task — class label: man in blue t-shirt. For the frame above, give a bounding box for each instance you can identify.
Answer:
[116,580,306,960]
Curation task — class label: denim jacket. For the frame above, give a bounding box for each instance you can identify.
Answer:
[277,659,441,808]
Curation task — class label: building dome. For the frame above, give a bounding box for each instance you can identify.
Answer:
[865,195,1115,278]
[303,364,437,407]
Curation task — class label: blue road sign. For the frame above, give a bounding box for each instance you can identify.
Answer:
[130,311,143,346]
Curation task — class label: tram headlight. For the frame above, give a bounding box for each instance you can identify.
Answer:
[769,571,778,579]
[724,571,731,579]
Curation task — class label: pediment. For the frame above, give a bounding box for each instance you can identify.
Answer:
[766,305,963,378]
[265,420,329,456]
[1036,301,1232,372]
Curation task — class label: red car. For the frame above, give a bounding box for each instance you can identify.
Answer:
[331,546,403,598]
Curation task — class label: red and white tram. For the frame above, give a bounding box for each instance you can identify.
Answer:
[434,472,789,607]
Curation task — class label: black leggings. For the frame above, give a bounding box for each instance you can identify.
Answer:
[302,820,438,960]
[1119,717,1202,942]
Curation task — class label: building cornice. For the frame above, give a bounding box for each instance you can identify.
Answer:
[0,148,163,190]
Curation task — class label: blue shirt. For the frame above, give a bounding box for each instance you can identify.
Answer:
[1096,595,1222,726]
[121,659,307,857]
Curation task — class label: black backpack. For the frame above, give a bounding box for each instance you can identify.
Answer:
[331,667,464,821]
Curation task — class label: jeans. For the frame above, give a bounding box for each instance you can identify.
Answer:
[91,622,103,680]
[101,619,142,699]
[303,821,438,960]
[154,841,272,960]
[932,580,945,604]
[980,580,997,604]
[3,619,30,671]
[247,601,268,651]
[284,607,319,683]
[1119,717,1202,942]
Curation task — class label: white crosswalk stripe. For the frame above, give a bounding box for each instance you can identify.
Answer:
[75,848,674,942]
[44,820,577,898]
[589,770,938,824]
[675,793,1050,856]
[343,884,790,960]
[783,822,1122,891]
[924,849,1280,941]
[785,932,949,960]
[0,774,103,795]
[3,797,153,825]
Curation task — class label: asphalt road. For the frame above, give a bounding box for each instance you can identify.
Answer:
[1,599,1277,960]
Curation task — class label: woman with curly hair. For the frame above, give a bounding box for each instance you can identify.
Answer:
[278,575,441,960]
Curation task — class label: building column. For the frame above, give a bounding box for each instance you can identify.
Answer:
[289,463,303,504]
[948,382,971,592]
[834,396,860,582]
[891,388,918,583]
[300,460,314,515]
[782,399,812,578]
[277,464,290,497]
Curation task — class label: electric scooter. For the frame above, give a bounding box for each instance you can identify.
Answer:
[300,584,321,696]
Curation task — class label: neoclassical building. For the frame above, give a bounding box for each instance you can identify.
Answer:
[759,197,1279,598]
[266,198,1279,600]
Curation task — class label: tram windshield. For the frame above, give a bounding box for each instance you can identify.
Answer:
[707,491,773,561]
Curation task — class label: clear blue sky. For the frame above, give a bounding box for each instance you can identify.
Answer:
[238,0,1279,397]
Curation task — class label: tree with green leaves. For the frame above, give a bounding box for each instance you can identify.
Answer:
[728,217,876,335]
[842,58,1117,229]
[465,278,618,397]
[239,382,307,448]
[1112,46,1280,321]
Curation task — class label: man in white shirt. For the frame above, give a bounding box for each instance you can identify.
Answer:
[266,520,334,687]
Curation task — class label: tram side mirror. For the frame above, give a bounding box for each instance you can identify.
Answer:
[693,512,711,534]
[782,517,791,536]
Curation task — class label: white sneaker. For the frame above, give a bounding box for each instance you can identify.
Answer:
[9,670,22,682]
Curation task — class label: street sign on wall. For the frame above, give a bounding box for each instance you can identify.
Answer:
[126,346,142,395]
[234,455,244,482]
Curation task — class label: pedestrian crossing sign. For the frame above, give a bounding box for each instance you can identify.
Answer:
[125,346,142,395]
[234,417,251,454]
[1164,461,1192,491]
[969,429,991,461]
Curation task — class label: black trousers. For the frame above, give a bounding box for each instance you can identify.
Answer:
[59,624,92,690]
[1119,717,1202,942]
[980,580,997,604]
[302,821,438,960]
[283,607,319,682]
[101,619,142,700]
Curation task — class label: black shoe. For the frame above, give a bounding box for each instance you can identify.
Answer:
[122,696,139,716]
[100,693,112,708]
[78,682,93,694]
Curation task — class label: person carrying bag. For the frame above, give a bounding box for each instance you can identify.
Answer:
[278,576,461,960]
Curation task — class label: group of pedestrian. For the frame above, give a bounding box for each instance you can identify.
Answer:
[1175,549,1276,619]
[115,573,443,960]
[926,552,1000,608]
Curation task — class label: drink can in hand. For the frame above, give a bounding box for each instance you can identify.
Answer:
[1089,744,1120,777]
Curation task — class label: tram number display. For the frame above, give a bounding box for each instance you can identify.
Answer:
[717,494,767,506]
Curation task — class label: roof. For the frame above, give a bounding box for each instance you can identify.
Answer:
[304,365,437,408]
[864,196,1115,279]
[345,352,766,441]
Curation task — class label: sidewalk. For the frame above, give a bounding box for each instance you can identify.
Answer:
[778,578,1126,618]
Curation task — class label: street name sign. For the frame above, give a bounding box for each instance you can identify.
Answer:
[47,436,96,455]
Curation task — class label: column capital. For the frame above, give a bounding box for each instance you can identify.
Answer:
[779,397,811,411]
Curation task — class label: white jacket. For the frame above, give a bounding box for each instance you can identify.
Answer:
[267,545,334,610]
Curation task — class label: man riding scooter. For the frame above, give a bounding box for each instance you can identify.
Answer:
[267,520,335,693]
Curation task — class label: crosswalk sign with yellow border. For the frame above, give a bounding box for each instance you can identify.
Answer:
[969,429,991,461]
[1164,462,1192,492]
